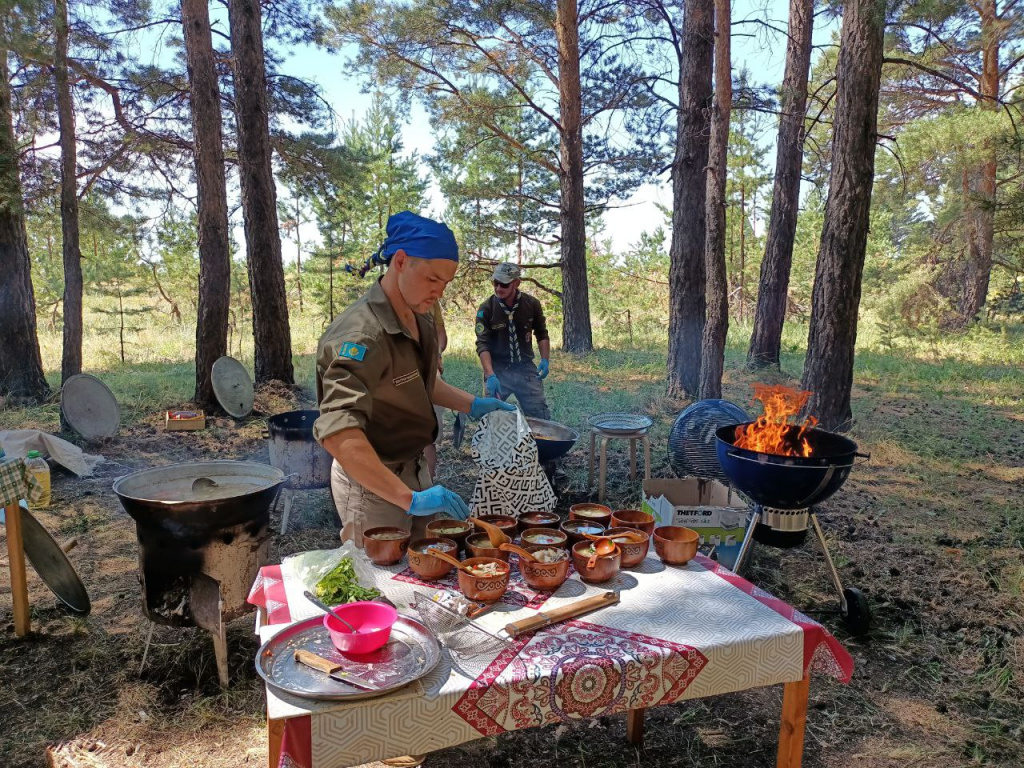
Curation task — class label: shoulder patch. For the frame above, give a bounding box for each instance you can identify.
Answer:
[475,322,485,334]
[337,342,367,361]
[477,310,484,317]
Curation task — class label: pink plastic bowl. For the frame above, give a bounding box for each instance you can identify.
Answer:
[322,601,398,654]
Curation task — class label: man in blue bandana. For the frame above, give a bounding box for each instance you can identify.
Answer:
[314,211,514,546]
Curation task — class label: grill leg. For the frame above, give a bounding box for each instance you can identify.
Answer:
[279,488,294,535]
[733,508,761,575]
[809,512,847,613]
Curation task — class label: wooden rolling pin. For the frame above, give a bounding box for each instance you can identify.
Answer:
[505,591,619,637]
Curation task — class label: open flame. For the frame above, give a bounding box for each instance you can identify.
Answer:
[734,384,818,457]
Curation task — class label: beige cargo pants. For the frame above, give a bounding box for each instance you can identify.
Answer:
[331,455,435,546]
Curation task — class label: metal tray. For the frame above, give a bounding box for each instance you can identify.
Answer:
[588,412,653,435]
[256,615,441,702]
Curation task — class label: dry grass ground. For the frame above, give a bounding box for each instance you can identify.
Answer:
[1,313,1022,768]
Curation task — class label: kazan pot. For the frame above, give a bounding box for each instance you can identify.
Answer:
[112,460,285,626]
[715,424,869,510]
[265,410,332,490]
[526,417,579,463]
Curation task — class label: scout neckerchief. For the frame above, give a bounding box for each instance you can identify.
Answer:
[500,291,522,363]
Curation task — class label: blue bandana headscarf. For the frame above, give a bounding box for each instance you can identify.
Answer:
[352,211,459,277]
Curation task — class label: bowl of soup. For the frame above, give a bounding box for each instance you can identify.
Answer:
[475,515,518,538]
[466,532,510,562]
[610,508,656,536]
[520,527,568,549]
[457,557,511,602]
[518,544,570,591]
[569,503,612,527]
[571,540,621,584]
[560,518,606,548]
[407,537,459,581]
[517,511,561,533]
[425,519,473,553]
[362,526,411,565]
[604,527,651,568]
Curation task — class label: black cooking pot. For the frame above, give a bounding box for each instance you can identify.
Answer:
[265,409,332,489]
[715,424,868,510]
[113,460,286,535]
[526,417,579,463]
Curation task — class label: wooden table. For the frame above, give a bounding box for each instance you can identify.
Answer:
[249,552,852,768]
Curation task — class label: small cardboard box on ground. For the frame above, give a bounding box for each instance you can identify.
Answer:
[642,478,749,570]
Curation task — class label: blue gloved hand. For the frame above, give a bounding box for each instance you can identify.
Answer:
[537,358,550,379]
[485,373,502,398]
[408,485,471,520]
[469,396,516,421]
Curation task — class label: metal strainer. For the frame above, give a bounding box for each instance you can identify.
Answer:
[412,592,511,679]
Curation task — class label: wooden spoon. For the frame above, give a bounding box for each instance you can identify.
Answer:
[422,548,475,575]
[586,537,617,569]
[498,542,540,563]
[472,517,510,548]
[584,530,645,544]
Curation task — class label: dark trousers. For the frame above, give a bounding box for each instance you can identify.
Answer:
[488,361,551,420]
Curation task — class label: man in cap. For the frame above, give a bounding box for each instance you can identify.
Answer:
[314,211,515,545]
[475,262,551,419]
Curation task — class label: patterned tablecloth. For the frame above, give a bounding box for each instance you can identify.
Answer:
[249,550,853,768]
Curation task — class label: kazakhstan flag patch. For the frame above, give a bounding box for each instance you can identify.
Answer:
[337,342,367,361]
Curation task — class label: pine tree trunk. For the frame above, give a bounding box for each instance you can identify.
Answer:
[699,0,731,400]
[748,0,814,368]
[801,0,886,431]
[0,29,49,402]
[555,0,593,354]
[667,0,714,398]
[55,0,83,386]
[956,0,998,327]
[229,0,294,384]
[182,0,231,410]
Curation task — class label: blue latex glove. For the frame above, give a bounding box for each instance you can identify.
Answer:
[469,396,516,421]
[485,373,502,398]
[537,358,550,379]
[408,485,470,520]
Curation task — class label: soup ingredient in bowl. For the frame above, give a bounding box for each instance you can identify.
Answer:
[532,548,566,563]
[432,526,466,535]
[572,524,603,534]
[314,558,381,604]
[370,531,408,540]
[418,542,455,554]
[525,533,560,544]
[574,509,606,518]
[466,562,507,577]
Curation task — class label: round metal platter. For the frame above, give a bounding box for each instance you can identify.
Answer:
[211,356,254,418]
[10,503,90,615]
[61,373,120,440]
[256,615,442,702]
[588,412,654,435]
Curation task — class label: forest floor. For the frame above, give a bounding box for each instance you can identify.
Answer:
[1,333,1023,768]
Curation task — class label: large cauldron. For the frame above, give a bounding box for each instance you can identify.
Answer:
[266,409,332,489]
[526,417,579,463]
[715,424,867,510]
[113,461,284,626]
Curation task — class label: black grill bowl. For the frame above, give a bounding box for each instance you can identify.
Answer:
[715,424,864,510]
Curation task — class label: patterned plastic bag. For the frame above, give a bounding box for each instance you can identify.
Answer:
[469,409,557,516]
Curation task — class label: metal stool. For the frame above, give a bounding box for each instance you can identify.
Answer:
[586,413,654,502]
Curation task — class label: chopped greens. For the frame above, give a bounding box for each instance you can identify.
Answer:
[313,557,381,605]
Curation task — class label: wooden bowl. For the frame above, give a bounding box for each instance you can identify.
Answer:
[520,527,568,549]
[476,515,518,537]
[518,544,571,591]
[605,527,651,568]
[407,537,458,581]
[569,503,612,528]
[517,510,561,533]
[653,525,700,565]
[426,519,473,553]
[560,519,606,548]
[571,540,621,584]
[362,526,411,565]
[457,557,511,602]
[610,508,656,536]
[466,532,510,562]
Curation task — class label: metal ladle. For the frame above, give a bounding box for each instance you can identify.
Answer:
[303,590,360,635]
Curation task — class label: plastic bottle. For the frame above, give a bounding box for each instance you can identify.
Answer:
[24,450,51,509]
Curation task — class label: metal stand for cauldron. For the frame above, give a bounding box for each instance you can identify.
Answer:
[265,410,333,534]
[716,425,873,637]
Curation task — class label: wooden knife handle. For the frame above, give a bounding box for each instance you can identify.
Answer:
[294,649,340,674]
[505,591,619,637]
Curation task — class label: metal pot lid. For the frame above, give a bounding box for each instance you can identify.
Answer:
[211,356,254,418]
[4,502,90,615]
[61,373,120,441]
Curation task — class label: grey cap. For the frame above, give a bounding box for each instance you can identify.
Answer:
[492,263,522,284]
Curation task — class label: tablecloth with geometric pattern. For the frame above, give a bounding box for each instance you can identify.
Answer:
[0,456,45,508]
[248,551,853,768]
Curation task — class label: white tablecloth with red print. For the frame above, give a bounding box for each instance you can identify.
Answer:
[248,551,853,768]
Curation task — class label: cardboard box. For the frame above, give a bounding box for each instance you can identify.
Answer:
[642,478,749,569]
[164,410,206,431]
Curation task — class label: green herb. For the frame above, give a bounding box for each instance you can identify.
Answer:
[313,558,381,605]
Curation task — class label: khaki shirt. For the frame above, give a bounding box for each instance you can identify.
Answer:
[475,291,549,366]
[314,280,439,463]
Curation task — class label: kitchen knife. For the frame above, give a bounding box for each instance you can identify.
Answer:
[293,649,380,691]
[452,412,467,450]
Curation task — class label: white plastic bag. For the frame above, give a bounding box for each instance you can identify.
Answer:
[469,409,557,516]
[284,540,378,597]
